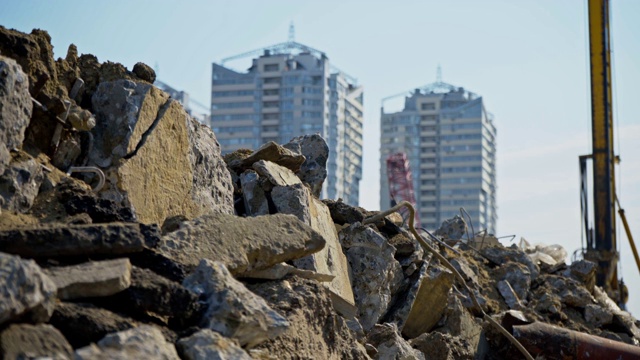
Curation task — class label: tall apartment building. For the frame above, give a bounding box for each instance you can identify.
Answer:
[380,82,497,234]
[211,43,363,205]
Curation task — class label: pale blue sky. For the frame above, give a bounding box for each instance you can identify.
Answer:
[3,1,640,315]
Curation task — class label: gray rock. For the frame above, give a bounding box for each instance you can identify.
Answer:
[339,223,403,331]
[182,260,289,348]
[44,258,131,300]
[451,257,478,287]
[482,245,540,281]
[321,198,365,225]
[239,170,269,216]
[89,79,233,225]
[438,295,486,355]
[0,151,43,213]
[75,325,180,360]
[253,160,301,187]
[0,56,32,175]
[177,329,252,360]
[0,252,56,325]
[409,332,476,360]
[158,212,326,275]
[283,134,329,197]
[497,280,524,310]
[0,323,73,360]
[585,303,613,327]
[383,260,428,331]
[434,215,467,241]
[366,323,425,360]
[494,262,531,301]
[566,259,597,293]
[544,275,595,308]
[232,141,305,173]
[0,223,157,258]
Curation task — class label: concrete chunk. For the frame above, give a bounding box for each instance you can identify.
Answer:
[75,325,179,360]
[253,160,301,187]
[497,280,524,310]
[283,134,329,197]
[402,264,454,338]
[158,212,326,275]
[0,222,158,258]
[45,258,131,300]
[177,329,252,360]
[0,323,73,360]
[183,260,289,348]
[0,252,56,325]
[239,170,269,216]
[272,183,356,317]
[234,141,305,173]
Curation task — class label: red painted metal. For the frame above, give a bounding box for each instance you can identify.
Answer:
[386,152,421,227]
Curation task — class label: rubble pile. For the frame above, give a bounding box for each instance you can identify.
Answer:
[0,26,639,359]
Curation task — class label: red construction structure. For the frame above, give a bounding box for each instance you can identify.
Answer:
[386,152,421,227]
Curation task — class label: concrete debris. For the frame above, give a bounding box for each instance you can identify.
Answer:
[0,56,32,177]
[75,325,180,360]
[158,212,326,275]
[182,260,289,348]
[435,215,467,241]
[44,258,132,300]
[0,26,639,360]
[283,133,329,197]
[366,323,425,360]
[0,252,56,325]
[340,223,403,331]
[0,323,74,360]
[177,329,252,360]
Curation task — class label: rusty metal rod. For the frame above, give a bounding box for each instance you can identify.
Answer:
[513,321,640,359]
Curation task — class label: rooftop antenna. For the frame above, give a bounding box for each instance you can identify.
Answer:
[436,64,442,83]
[288,22,295,43]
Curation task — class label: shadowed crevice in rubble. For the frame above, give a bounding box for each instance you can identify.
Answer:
[123,97,173,160]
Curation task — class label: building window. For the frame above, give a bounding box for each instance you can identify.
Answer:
[263,77,280,84]
[421,102,436,110]
[264,64,279,72]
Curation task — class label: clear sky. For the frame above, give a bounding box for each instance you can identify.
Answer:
[3,1,640,315]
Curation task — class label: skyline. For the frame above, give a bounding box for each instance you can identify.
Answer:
[2,0,640,314]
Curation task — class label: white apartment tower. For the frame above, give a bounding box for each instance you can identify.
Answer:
[211,41,363,205]
[380,82,497,234]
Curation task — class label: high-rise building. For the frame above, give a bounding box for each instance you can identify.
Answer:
[380,81,497,234]
[211,42,363,205]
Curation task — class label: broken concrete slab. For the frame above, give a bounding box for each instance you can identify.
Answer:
[402,264,454,339]
[482,245,539,281]
[0,151,43,213]
[565,259,597,294]
[239,170,269,216]
[0,252,56,325]
[272,183,356,317]
[283,134,329,197]
[383,260,428,331]
[44,258,131,300]
[409,331,475,360]
[494,262,531,301]
[0,323,73,360]
[0,222,158,258]
[89,79,234,225]
[543,275,595,308]
[158,212,325,275]
[366,323,425,360]
[339,223,403,331]
[0,56,32,176]
[182,260,289,348]
[232,141,305,173]
[253,160,301,187]
[437,295,487,356]
[177,329,252,360]
[75,325,180,360]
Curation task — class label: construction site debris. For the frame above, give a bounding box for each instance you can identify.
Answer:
[43,258,132,300]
